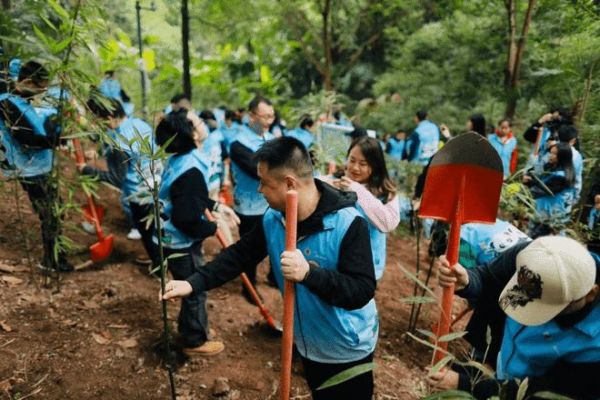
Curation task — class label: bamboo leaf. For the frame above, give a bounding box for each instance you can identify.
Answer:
[421,390,475,399]
[316,362,375,391]
[401,296,436,304]
[516,377,529,400]
[530,392,573,400]
[397,263,436,298]
[429,355,453,375]
[438,330,468,342]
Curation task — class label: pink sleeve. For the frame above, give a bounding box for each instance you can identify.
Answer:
[350,182,400,233]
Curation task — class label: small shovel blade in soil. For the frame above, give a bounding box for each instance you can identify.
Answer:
[418,132,503,363]
[90,234,114,263]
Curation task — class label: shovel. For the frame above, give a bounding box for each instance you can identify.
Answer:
[280,190,298,400]
[73,138,114,262]
[203,209,282,333]
[418,132,503,364]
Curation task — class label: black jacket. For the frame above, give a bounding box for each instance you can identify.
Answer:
[186,179,376,310]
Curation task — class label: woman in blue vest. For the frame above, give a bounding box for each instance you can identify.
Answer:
[153,109,225,356]
[161,137,378,399]
[0,61,72,272]
[333,136,400,280]
[524,143,576,238]
[81,96,161,264]
[385,128,407,161]
[488,118,517,179]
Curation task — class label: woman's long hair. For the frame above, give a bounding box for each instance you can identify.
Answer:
[347,136,396,201]
[550,142,575,187]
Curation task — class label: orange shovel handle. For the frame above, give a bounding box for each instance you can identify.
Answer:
[72,138,105,240]
[280,190,298,400]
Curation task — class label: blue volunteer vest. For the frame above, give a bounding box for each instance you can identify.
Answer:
[230,125,274,215]
[263,207,379,363]
[284,128,314,150]
[99,78,122,101]
[497,303,600,381]
[534,170,575,224]
[387,137,406,160]
[155,151,209,249]
[411,120,440,165]
[357,201,387,281]
[111,117,161,204]
[488,134,517,179]
[221,121,241,152]
[459,219,530,268]
[572,147,583,199]
[201,130,224,193]
[0,94,53,178]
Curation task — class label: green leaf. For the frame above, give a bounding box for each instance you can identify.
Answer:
[401,296,436,304]
[461,360,494,379]
[516,377,529,400]
[421,389,475,399]
[316,362,375,391]
[438,330,468,342]
[530,392,573,400]
[397,264,436,298]
[429,355,453,375]
[47,0,71,21]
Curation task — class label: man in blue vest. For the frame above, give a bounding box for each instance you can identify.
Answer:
[0,61,72,272]
[431,236,600,400]
[229,95,276,301]
[406,110,440,165]
[161,137,378,400]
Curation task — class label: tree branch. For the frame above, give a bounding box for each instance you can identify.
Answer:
[342,32,381,74]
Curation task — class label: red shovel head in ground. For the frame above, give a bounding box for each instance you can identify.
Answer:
[418,132,503,363]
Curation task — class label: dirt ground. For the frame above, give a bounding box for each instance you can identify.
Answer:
[0,169,466,400]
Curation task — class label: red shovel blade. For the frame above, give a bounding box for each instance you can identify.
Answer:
[417,132,502,364]
[90,234,114,263]
[82,203,105,224]
[419,132,503,224]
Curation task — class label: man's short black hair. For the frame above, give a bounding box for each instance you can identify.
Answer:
[347,127,368,140]
[199,109,216,121]
[416,110,428,121]
[255,137,313,179]
[18,61,49,85]
[224,108,237,121]
[248,95,272,113]
[558,125,578,143]
[155,108,196,154]
[299,114,314,130]
[87,92,125,119]
[170,93,189,104]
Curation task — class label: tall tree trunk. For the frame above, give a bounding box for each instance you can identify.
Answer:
[504,0,536,119]
[578,58,598,125]
[181,0,192,100]
[321,0,333,90]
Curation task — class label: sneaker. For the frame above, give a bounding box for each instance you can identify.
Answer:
[183,340,224,356]
[135,255,152,266]
[81,221,96,235]
[127,228,142,240]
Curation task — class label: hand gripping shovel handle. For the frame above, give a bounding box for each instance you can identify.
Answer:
[203,210,280,330]
[72,138,105,241]
[280,190,298,400]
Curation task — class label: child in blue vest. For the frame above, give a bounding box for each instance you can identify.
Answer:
[433,236,600,400]
[229,95,275,302]
[80,96,161,263]
[488,118,517,179]
[330,136,399,280]
[161,137,378,400]
[523,108,573,174]
[0,61,72,272]
[154,109,225,356]
[523,143,576,238]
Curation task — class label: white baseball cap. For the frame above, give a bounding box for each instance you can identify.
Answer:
[498,236,596,326]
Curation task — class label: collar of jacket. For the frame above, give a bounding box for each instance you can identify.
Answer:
[278,179,357,239]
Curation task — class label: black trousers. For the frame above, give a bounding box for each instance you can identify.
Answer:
[160,244,208,348]
[301,352,374,400]
[237,213,263,283]
[129,202,156,261]
[19,174,66,268]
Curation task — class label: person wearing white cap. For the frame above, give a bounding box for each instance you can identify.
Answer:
[429,236,600,400]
